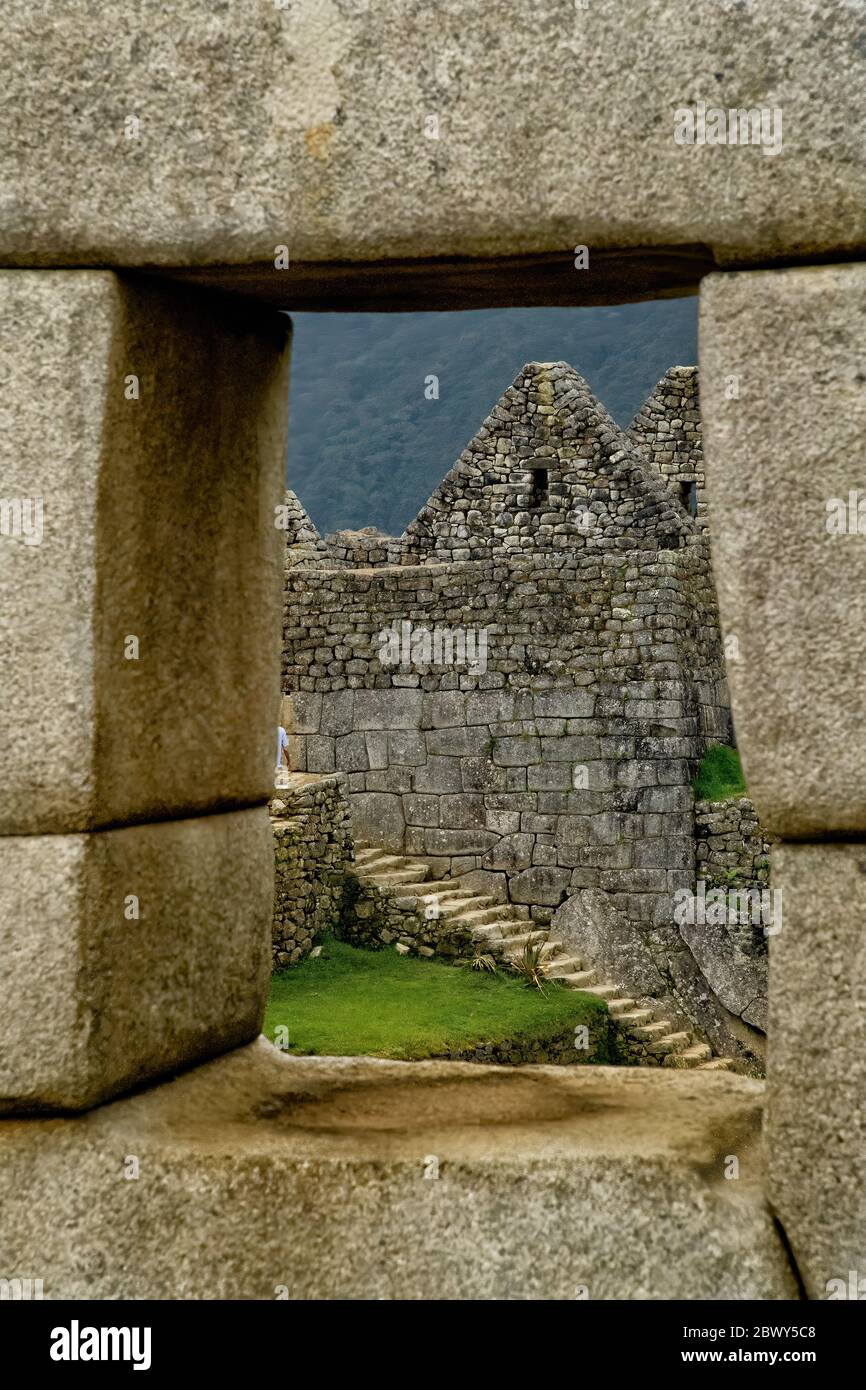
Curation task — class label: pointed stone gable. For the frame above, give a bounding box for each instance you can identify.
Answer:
[628,366,705,527]
[402,361,691,562]
[281,488,330,569]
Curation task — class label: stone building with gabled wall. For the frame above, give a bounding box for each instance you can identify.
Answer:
[281,362,770,1067]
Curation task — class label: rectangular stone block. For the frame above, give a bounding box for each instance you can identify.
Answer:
[0,272,290,834]
[767,842,866,1299]
[701,263,866,835]
[493,736,541,767]
[335,732,369,772]
[534,691,596,718]
[388,731,426,765]
[1,4,862,283]
[424,828,499,857]
[319,689,355,736]
[426,726,489,757]
[413,757,463,793]
[402,794,440,828]
[354,689,422,731]
[348,791,405,852]
[422,691,467,728]
[0,1043,798,1299]
[0,808,272,1112]
[439,795,487,831]
[287,691,322,735]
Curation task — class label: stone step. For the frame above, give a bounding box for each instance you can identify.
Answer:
[663,1043,713,1069]
[365,865,433,886]
[543,960,590,980]
[473,920,534,942]
[395,892,488,917]
[354,851,423,874]
[538,939,565,959]
[455,904,526,926]
[629,1020,673,1042]
[606,997,636,1015]
[354,844,740,1076]
[618,1009,656,1029]
[647,1031,692,1056]
[501,931,552,955]
[555,969,601,990]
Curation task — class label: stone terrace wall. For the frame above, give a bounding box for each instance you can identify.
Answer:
[694,796,773,890]
[629,367,706,528]
[269,772,352,968]
[338,872,475,960]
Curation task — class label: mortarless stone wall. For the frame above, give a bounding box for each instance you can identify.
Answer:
[269,773,352,968]
[628,366,706,528]
[694,796,773,890]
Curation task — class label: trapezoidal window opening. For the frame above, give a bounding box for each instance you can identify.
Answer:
[679,479,698,517]
[528,466,549,510]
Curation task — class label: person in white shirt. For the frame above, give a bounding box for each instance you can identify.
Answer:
[276,725,290,774]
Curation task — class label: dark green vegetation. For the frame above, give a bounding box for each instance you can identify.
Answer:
[287,299,697,535]
[264,937,611,1062]
[693,744,747,801]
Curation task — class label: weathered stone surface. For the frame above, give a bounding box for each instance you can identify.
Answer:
[482,833,535,874]
[679,916,768,1034]
[1,3,863,278]
[348,791,405,851]
[510,866,572,906]
[701,263,866,836]
[0,809,272,1113]
[767,842,866,1299]
[554,887,765,1072]
[0,272,290,835]
[0,1040,798,1299]
[354,689,423,731]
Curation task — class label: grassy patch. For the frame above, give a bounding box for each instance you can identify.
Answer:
[693,743,747,801]
[264,937,608,1061]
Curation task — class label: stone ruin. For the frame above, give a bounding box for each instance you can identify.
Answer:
[0,0,863,1304]
[281,361,769,1068]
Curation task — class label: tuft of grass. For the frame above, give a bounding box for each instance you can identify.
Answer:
[264,937,606,1061]
[693,743,747,801]
[509,940,550,994]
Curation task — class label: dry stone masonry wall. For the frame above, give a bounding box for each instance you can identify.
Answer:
[270,773,352,968]
[628,366,706,528]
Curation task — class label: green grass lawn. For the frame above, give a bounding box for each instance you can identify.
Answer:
[693,743,747,801]
[264,937,608,1061]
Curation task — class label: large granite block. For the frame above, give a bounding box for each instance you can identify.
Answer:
[767,842,866,1298]
[701,263,866,835]
[0,808,272,1113]
[0,1042,798,1299]
[0,272,290,834]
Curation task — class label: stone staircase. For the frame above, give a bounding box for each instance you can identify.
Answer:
[352,844,736,1073]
